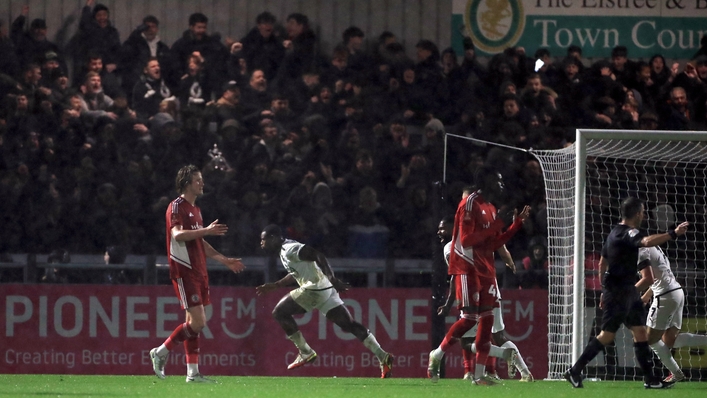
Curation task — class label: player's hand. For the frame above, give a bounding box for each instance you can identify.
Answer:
[205,219,228,236]
[674,221,689,237]
[506,261,516,274]
[437,304,452,317]
[256,282,277,296]
[331,277,350,293]
[224,257,245,273]
[515,205,531,222]
[599,293,604,309]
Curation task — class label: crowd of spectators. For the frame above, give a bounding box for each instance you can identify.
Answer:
[1,2,707,285]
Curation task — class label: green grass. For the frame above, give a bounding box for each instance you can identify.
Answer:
[0,375,704,398]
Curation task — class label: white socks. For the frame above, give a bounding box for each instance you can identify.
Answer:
[430,348,444,361]
[501,341,529,376]
[362,333,387,361]
[469,342,506,359]
[288,331,313,353]
[674,333,707,348]
[155,344,169,358]
[650,340,681,375]
[187,363,199,377]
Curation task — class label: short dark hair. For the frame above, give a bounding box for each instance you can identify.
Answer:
[620,197,644,220]
[534,48,551,59]
[256,11,276,25]
[355,149,372,162]
[189,13,208,26]
[612,45,628,58]
[567,45,582,56]
[287,13,308,27]
[441,214,455,225]
[143,15,159,25]
[106,245,127,264]
[262,224,282,238]
[343,26,364,44]
[473,164,501,192]
[175,164,200,193]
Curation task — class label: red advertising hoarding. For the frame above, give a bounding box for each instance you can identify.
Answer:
[1,285,547,378]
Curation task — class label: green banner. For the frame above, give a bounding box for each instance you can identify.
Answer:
[452,0,707,59]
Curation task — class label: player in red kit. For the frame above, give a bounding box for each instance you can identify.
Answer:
[428,165,530,386]
[149,165,245,383]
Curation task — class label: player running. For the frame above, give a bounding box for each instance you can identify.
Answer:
[257,224,394,378]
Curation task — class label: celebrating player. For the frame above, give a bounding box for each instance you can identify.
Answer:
[564,197,687,389]
[437,210,533,382]
[428,165,530,385]
[149,165,245,383]
[640,245,707,382]
[256,224,394,378]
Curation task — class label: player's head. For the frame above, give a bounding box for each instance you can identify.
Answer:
[260,224,284,253]
[620,197,645,225]
[474,164,505,204]
[437,215,455,243]
[175,164,202,195]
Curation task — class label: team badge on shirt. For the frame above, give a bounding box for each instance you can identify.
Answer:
[191,294,200,303]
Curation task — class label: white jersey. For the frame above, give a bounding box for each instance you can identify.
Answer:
[280,240,333,290]
[444,241,502,300]
[638,246,681,296]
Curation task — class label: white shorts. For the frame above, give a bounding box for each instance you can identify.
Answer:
[646,288,684,331]
[461,305,505,338]
[290,286,343,315]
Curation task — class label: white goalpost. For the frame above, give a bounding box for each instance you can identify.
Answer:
[533,129,707,381]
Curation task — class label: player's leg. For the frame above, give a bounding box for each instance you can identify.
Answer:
[150,278,203,379]
[492,330,532,381]
[646,290,684,382]
[325,294,394,378]
[428,274,479,382]
[472,275,498,385]
[626,297,672,389]
[273,290,316,369]
[184,304,216,383]
[461,336,475,380]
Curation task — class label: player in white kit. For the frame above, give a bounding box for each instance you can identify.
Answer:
[256,224,394,378]
[639,246,707,382]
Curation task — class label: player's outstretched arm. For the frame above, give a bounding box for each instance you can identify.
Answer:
[497,245,516,274]
[437,275,456,316]
[172,219,228,242]
[204,240,245,273]
[256,274,296,296]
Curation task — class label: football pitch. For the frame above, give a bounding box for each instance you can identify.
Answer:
[0,375,705,398]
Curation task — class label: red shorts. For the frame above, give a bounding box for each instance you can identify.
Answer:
[454,273,499,310]
[172,277,210,309]
[478,274,500,309]
[454,273,480,309]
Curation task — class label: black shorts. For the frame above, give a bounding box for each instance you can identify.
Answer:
[601,287,646,333]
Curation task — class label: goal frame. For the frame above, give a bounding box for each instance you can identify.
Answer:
[571,129,707,367]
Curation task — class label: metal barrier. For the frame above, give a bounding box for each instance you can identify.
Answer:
[0,254,434,288]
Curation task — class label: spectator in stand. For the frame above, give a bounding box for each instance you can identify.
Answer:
[414,39,444,116]
[233,11,284,82]
[672,56,707,124]
[79,71,117,124]
[132,57,172,120]
[341,26,372,77]
[205,80,243,128]
[520,72,557,116]
[0,19,21,79]
[493,94,527,147]
[120,15,174,96]
[10,6,63,72]
[74,52,122,99]
[276,13,319,89]
[659,86,699,130]
[177,52,211,112]
[72,1,120,79]
[240,69,271,115]
[320,45,353,90]
[171,13,229,90]
[520,235,548,289]
[692,34,707,60]
[609,45,636,89]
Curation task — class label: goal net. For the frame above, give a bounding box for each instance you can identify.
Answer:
[534,129,707,381]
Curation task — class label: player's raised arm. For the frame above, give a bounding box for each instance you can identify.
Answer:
[640,221,689,247]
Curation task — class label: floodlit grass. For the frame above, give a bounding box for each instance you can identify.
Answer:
[0,375,705,398]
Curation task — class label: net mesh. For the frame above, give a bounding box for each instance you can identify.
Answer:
[534,135,707,381]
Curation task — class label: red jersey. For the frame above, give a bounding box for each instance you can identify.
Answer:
[448,191,522,278]
[165,197,208,281]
